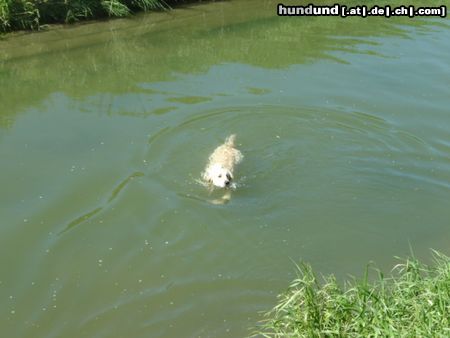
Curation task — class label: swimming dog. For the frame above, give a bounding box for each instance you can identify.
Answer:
[202,134,243,203]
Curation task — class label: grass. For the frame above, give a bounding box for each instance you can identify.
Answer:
[255,251,450,337]
[0,0,171,32]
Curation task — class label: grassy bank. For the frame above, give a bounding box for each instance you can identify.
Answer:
[0,0,185,32]
[256,251,450,337]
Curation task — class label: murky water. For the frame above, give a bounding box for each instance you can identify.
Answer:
[1,0,449,337]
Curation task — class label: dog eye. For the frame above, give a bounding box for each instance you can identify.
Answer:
[226,173,231,180]
[218,174,222,178]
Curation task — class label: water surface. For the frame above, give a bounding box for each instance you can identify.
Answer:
[1,1,449,337]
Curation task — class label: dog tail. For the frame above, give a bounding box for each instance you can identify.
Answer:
[225,134,237,146]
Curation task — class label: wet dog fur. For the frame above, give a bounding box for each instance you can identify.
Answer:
[201,135,243,203]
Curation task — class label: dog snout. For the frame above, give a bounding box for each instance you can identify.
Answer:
[225,180,230,186]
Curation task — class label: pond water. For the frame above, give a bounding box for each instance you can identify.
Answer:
[1,0,449,337]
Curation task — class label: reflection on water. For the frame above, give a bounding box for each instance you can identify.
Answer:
[0,0,449,337]
[1,0,448,120]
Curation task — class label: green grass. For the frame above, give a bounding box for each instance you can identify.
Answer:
[0,0,171,32]
[255,251,450,337]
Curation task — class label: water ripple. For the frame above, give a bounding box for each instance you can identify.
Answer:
[59,171,144,235]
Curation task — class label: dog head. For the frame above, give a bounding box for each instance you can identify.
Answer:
[204,164,233,188]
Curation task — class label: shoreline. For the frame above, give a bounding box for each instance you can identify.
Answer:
[256,251,450,337]
[0,0,209,34]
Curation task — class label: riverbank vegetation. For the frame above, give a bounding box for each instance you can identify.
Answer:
[256,251,450,337]
[0,0,178,32]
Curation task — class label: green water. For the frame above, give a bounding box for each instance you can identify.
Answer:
[1,1,449,337]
